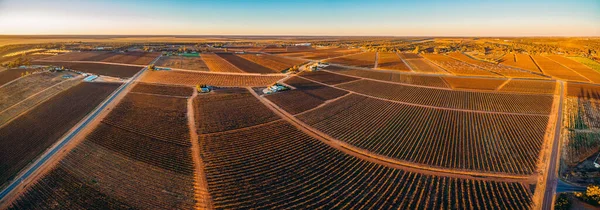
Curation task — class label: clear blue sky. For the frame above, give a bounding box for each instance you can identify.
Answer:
[0,0,598,36]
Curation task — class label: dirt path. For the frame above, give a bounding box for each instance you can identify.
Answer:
[247,87,537,184]
[495,78,512,91]
[373,52,379,69]
[186,90,214,210]
[395,52,416,72]
[300,75,550,117]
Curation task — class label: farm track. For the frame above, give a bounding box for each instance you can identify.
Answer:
[187,91,214,209]
[300,75,550,116]
[395,52,415,72]
[540,81,565,210]
[250,87,537,183]
[0,55,162,208]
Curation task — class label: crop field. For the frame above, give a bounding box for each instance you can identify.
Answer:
[0,72,69,112]
[266,77,348,114]
[448,52,543,78]
[569,57,600,72]
[237,53,305,72]
[377,52,411,71]
[155,56,210,71]
[443,77,508,91]
[194,88,280,134]
[278,47,362,60]
[546,55,600,83]
[500,53,543,73]
[421,54,499,77]
[141,70,285,87]
[0,82,119,186]
[497,79,556,94]
[530,55,589,82]
[563,83,600,168]
[0,69,35,86]
[324,66,450,88]
[200,53,243,73]
[401,57,447,73]
[41,51,160,65]
[298,70,360,85]
[0,77,81,126]
[216,53,275,73]
[337,79,554,114]
[130,82,193,97]
[200,119,533,209]
[297,93,548,175]
[325,52,376,68]
[33,61,143,77]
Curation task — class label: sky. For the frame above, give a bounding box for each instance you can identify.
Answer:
[0,0,598,36]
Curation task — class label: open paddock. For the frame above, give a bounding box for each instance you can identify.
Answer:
[141,70,285,87]
[33,61,143,77]
[155,56,209,71]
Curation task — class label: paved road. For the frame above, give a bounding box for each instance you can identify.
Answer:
[0,56,159,202]
[542,81,565,210]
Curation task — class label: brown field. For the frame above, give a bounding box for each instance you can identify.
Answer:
[443,77,508,90]
[0,82,119,186]
[9,91,196,209]
[33,61,143,77]
[546,55,600,83]
[0,69,38,86]
[237,53,305,72]
[531,55,589,82]
[41,51,160,65]
[448,52,543,78]
[200,53,243,73]
[422,54,499,77]
[377,52,411,71]
[338,79,553,114]
[297,93,548,175]
[130,83,193,97]
[399,53,447,74]
[324,66,450,88]
[216,53,275,74]
[325,52,377,68]
[266,76,348,114]
[194,88,280,134]
[0,72,68,112]
[498,79,556,94]
[155,56,210,71]
[298,70,360,85]
[500,53,543,73]
[141,70,285,87]
[278,47,362,60]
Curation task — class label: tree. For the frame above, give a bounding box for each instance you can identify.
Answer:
[554,194,571,210]
[414,46,420,54]
[148,64,155,70]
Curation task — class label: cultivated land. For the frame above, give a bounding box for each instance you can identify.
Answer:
[0,82,119,187]
[2,37,600,209]
[32,61,143,77]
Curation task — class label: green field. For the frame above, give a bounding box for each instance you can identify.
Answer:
[569,57,600,72]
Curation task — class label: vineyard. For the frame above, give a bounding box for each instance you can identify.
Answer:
[0,72,67,112]
[194,88,280,134]
[325,52,376,68]
[377,52,411,71]
[216,53,275,74]
[337,79,554,114]
[130,82,193,97]
[324,66,450,88]
[447,52,544,78]
[141,70,285,87]
[266,76,348,114]
[237,53,304,72]
[41,51,160,65]
[399,53,447,74]
[277,47,361,60]
[421,54,499,77]
[500,53,543,73]
[200,119,533,209]
[200,53,243,73]
[155,56,210,71]
[546,55,600,83]
[530,55,589,82]
[297,94,548,175]
[0,82,119,186]
[569,57,600,72]
[443,77,508,91]
[33,61,143,77]
[298,70,360,85]
[498,79,556,94]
